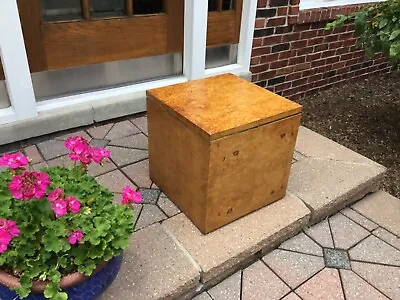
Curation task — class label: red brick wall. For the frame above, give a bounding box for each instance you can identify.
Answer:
[251,0,394,100]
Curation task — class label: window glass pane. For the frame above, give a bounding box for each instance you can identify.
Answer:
[0,59,10,109]
[0,81,10,109]
[222,0,235,10]
[40,0,82,22]
[205,45,238,69]
[92,0,125,18]
[208,0,218,11]
[134,0,164,15]
[31,53,183,100]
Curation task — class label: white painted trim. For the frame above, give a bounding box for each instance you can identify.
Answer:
[37,76,187,113]
[300,0,385,10]
[204,64,248,77]
[237,0,258,71]
[183,0,208,80]
[0,107,17,125]
[0,0,38,120]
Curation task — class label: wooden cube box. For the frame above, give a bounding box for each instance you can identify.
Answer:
[147,74,302,234]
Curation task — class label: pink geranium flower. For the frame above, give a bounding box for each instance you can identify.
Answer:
[5,220,20,237]
[65,136,93,165]
[0,230,12,253]
[47,188,63,202]
[9,171,51,201]
[0,152,28,169]
[121,186,142,205]
[92,148,110,163]
[68,230,83,245]
[51,200,67,218]
[66,196,81,214]
[0,219,19,253]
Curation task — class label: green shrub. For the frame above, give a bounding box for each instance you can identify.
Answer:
[325,0,400,63]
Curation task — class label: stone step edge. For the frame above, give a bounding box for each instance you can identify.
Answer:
[179,187,386,299]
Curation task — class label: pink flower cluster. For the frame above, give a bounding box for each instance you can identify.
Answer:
[65,136,110,165]
[0,219,20,253]
[68,230,83,245]
[9,171,51,201]
[121,186,142,205]
[47,188,81,218]
[0,153,28,169]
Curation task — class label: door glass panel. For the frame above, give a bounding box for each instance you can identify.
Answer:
[0,59,10,109]
[208,0,235,11]
[222,0,235,10]
[92,0,125,18]
[0,80,10,109]
[208,0,217,11]
[205,45,238,69]
[40,0,82,22]
[32,53,183,100]
[134,0,164,15]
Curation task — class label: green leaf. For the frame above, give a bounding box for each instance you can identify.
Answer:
[53,292,68,300]
[389,41,400,58]
[78,260,96,276]
[43,232,63,253]
[389,30,400,41]
[16,275,33,299]
[44,282,59,299]
[379,18,389,29]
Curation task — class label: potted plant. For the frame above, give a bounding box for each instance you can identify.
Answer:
[0,136,142,300]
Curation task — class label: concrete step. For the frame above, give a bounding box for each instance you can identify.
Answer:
[100,126,386,300]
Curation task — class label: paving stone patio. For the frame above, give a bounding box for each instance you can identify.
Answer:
[1,113,398,299]
[194,202,400,300]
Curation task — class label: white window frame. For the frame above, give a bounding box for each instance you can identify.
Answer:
[0,0,257,126]
[300,0,385,10]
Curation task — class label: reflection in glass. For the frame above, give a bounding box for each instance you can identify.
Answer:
[92,0,125,18]
[134,0,164,15]
[206,45,238,69]
[40,0,82,22]
[32,53,183,100]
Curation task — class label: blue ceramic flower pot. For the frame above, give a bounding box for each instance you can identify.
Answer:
[0,253,123,300]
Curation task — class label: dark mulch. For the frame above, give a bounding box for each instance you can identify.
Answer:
[296,71,400,198]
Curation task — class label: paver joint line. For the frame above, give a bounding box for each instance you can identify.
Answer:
[161,223,203,275]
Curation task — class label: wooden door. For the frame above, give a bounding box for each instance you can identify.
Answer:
[15,0,184,73]
[207,0,243,47]
[0,0,243,81]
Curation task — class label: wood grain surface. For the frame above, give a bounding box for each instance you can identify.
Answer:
[148,74,303,140]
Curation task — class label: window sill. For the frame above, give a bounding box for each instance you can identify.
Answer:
[300,0,384,10]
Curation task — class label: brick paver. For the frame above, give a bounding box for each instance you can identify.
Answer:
[1,114,399,299]
[263,250,324,288]
[104,120,140,140]
[208,271,241,300]
[109,133,148,149]
[329,213,370,249]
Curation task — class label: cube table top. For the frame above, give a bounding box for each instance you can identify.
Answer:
[147,74,302,140]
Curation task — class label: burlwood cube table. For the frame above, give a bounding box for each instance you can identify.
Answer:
[147,74,302,234]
